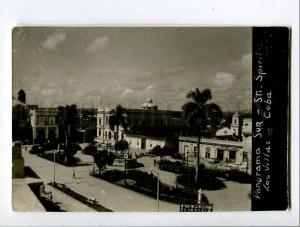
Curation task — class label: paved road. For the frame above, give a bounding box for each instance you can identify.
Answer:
[203,180,251,211]
[23,150,179,212]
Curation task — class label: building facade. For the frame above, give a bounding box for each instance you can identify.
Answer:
[30,107,59,143]
[124,134,166,151]
[94,99,183,146]
[179,113,252,174]
[216,112,252,138]
[95,107,123,145]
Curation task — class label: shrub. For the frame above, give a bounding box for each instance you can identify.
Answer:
[114,140,129,152]
[94,169,209,204]
[158,159,202,174]
[149,145,174,156]
[99,169,124,182]
[227,170,251,183]
[177,172,226,190]
[126,159,144,169]
[171,153,184,160]
[202,168,251,184]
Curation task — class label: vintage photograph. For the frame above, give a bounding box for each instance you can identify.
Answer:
[12,27,252,212]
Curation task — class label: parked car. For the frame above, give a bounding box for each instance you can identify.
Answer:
[29,144,43,154]
[42,142,58,151]
[82,144,97,155]
[208,158,220,164]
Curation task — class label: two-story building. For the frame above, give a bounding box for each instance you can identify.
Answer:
[30,107,58,143]
[179,112,252,174]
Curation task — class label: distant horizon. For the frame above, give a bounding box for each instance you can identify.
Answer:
[14,93,252,114]
[13,27,252,112]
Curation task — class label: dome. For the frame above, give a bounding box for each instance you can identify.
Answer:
[142,98,158,110]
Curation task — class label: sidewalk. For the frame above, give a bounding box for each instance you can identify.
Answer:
[12,178,46,212]
[22,151,179,212]
[47,186,95,212]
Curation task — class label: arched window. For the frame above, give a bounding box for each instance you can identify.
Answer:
[108,131,111,139]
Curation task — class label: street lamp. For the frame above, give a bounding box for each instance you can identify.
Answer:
[53,144,60,185]
[148,170,160,212]
[124,152,128,185]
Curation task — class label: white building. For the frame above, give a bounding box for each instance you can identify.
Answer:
[216,112,252,138]
[179,113,252,174]
[30,107,59,142]
[94,107,123,146]
[141,98,158,110]
[124,134,166,151]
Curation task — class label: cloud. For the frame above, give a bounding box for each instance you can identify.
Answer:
[122,88,133,96]
[41,88,62,96]
[162,65,185,75]
[42,32,66,50]
[86,36,110,53]
[146,84,154,90]
[66,78,76,86]
[214,72,235,89]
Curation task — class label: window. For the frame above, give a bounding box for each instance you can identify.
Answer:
[137,142,139,146]
[243,152,248,162]
[150,144,152,147]
[234,119,237,124]
[184,145,189,154]
[233,129,236,135]
[49,117,55,125]
[39,117,45,125]
[229,151,236,160]
[98,118,102,125]
[194,146,197,157]
[99,130,101,136]
[205,147,211,158]
[245,123,249,126]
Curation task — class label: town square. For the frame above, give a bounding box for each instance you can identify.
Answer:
[12,27,252,212]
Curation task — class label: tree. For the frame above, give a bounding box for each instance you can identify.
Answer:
[114,140,129,152]
[94,150,116,174]
[182,88,222,182]
[109,105,128,152]
[56,104,78,145]
[56,104,79,163]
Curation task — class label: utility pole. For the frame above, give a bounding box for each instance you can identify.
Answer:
[53,144,59,185]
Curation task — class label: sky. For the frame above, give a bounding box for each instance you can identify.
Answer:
[13,27,252,111]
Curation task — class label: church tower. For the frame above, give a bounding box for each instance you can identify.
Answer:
[17,89,26,104]
[230,112,240,136]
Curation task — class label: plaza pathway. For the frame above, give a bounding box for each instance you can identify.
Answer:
[22,150,178,212]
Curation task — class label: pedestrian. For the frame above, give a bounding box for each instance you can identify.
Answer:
[72,169,76,179]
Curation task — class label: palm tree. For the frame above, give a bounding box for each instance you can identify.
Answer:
[57,104,78,145]
[56,104,79,164]
[109,105,128,151]
[182,88,222,182]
